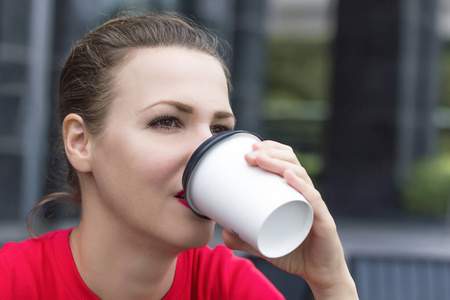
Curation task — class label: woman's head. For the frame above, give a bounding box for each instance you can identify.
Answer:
[58,12,232,203]
[72,46,233,248]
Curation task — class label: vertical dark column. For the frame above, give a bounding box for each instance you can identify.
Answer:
[230,0,267,134]
[324,0,441,217]
[325,0,401,216]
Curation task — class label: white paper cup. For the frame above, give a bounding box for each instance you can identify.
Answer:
[182,130,314,258]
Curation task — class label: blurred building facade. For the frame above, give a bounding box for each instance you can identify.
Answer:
[0,0,181,242]
[268,0,449,218]
[0,0,449,240]
[0,0,271,242]
[2,1,450,299]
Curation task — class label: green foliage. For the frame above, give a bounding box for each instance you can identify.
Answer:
[400,155,450,217]
[264,38,330,182]
[294,151,324,180]
[267,37,331,101]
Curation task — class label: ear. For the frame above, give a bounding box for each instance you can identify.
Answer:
[63,113,92,173]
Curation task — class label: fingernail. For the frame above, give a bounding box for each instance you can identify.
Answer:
[252,142,263,150]
[246,152,258,160]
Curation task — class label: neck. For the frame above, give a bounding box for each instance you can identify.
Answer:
[70,211,180,300]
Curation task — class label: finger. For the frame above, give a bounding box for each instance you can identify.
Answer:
[245,146,300,168]
[252,147,301,166]
[244,151,258,166]
[284,169,334,232]
[253,153,314,186]
[246,140,292,166]
[222,229,261,257]
[253,140,293,152]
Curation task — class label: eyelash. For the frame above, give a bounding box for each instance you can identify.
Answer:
[147,114,181,130]
[211,124,233,134]
[147,115,234,134]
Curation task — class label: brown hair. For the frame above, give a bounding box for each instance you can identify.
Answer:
[27,12,232,232]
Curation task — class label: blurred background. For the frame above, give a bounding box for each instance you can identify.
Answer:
[1,0,450,299]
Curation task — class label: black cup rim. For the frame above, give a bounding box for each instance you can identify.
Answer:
[182,130,262,219]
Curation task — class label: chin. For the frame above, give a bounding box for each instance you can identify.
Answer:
[178,220,216,250]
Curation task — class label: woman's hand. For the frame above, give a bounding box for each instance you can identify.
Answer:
[222,141,358,300]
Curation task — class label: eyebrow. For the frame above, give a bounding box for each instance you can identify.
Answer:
[213,111,235,121]
[140,100,236,122]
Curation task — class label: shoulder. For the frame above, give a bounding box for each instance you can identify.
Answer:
[0,229,74,299]
[0,229,70,264]
[1,230,53,267]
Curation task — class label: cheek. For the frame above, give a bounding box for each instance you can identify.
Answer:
[93,129,189,189]
[128,147,187,184]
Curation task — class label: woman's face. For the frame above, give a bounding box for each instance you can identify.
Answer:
[88,47,234,249]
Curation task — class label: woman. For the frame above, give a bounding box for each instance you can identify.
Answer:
[0,13,358,299]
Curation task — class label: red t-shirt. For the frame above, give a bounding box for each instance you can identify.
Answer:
[0,229,284,299]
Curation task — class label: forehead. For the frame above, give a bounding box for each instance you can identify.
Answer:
[112,46,231,112]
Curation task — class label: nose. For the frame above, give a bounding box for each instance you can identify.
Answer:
[185,128,214,160]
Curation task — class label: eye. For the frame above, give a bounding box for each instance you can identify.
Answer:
[148,115,181,130]
[210,124,233,135]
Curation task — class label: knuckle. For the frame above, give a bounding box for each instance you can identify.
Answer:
[296,166,308,177]
[311,189,322,200]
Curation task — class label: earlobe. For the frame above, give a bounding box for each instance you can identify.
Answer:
[63,113,92,173]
